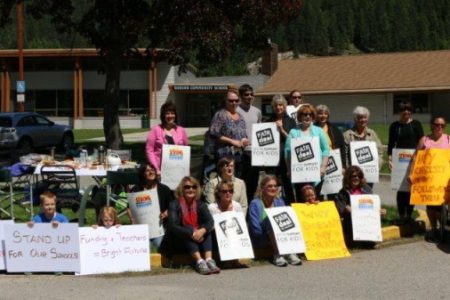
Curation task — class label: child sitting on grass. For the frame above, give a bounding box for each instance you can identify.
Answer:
[29,191,69,227]
[93,206,121,229]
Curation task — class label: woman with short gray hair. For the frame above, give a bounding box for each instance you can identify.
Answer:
[343,106,383,171]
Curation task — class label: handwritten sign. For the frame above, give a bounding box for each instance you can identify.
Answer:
[410,149,450,205]
[321,149,344,196]
[292,202,350,260]
[77,225,150,275]
[0,220,14,270]
[350,141,379,183]
[350,195,382,242]
[213,211,254,261]
[251,123,280,166]
[161,145,191,190]
[4,223,80,273]
[391,149,415,191]
[128,190,164,239]
[290,137,321,183]
[266,207,306,255]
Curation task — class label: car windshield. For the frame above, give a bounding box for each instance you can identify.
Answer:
[0,117,12,127]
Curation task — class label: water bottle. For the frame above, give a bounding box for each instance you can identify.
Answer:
[80,149,88,166]
[98,146,105,165]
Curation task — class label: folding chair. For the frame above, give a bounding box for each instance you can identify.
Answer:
[40,165,81,212]
[106,169,139,217]
[0,169,32,220]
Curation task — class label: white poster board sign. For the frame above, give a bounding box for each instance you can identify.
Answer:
[0,220,14,270]
[128,190,164,239]
[290,137,321,183]
[78,225,150,275]
[213,211,254,261]
[321,149,344,196]
[4,223,80,273]
[266,207,306,255]
[350,141,379,183]
[251,123,280,166]
[161,145,191,189]
[391,148,415,191]
[350,194,382,242]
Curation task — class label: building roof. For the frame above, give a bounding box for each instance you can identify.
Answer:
[256,50,450,96]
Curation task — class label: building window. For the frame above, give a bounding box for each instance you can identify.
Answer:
[393,93,429,114]
[84,89,148,116]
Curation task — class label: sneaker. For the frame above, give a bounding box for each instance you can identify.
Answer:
[272,254,288,267]
[425,229,440,244]
[195,260,211,275]
[206,259,221,274]
[285,254,302,266]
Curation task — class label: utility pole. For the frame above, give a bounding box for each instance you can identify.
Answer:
[17,0,25,112]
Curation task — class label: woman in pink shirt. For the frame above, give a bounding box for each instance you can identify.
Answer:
[146,102,188,176]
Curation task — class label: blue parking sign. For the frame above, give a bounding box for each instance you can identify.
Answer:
[16,81,26,93]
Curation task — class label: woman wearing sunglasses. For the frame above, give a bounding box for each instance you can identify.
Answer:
[285,104,330,201]
[387,102,424,224]
[411,116,449,243]
[166,176,219,275]
[209,181,243,215]
[249,175,302,267]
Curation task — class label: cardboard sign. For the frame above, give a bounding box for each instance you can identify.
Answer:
[350,141,379,183]
[292,202,350,260]
[290,137,321,183]
[213,211,254,261]
[0,220,14,270]
[4,223,80,273]
[266,207,306,255]
[321,149,344,196]
[410,149,450,205]
[391,149,415,191]
[128,190,164,239]
[251,123,280,166]
[161,145,191,189]
[78,225,150,275]
[350,195,382,242]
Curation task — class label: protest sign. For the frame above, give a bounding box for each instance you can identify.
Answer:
[213,211,254,261]
[391,149,415,191]
[290,137,321,183]
[4,223,80,273]
[161,145,191,189]
[266,207,306,255]
[128,190,164,239]
[0,220,14,270]
[251,123,280,166]
[350,195,382,242]
[410,149,450,205]
[350,141,379,183]
[78,225,150,275]
[321,149,344,196]
[292,202,350,260]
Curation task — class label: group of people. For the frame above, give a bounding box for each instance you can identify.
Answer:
[30,84,449,275]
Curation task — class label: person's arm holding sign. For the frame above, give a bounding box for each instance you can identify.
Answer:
[318,128,331,177]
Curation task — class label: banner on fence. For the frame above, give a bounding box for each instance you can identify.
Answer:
[266,206,306,255]
[77,225,150,275]
[391,148,415,191]
[290,137,321,183]
[350,141,379,183]
[292,202,350,260]
[410,149,450,205]
[251,123,280,166]
[4,223,80,272]
[161,145,191,190]
[213,211,254,261]
[128,190,164,239]
[321,149,344,196]
[350,195,382,242]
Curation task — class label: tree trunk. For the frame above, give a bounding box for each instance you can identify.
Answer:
[103,52,124,150]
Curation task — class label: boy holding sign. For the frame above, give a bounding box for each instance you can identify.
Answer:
[30,191,69,226]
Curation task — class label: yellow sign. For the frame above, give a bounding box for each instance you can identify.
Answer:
[410,149,450,205]
[292,202,350,261]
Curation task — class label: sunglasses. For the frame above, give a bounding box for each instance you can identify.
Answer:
[228,99,239,104]
[243,92,254,97]
[265,184,278,189]
[432,123,446,128]
[300,113,313,117]
[219,189,234,194]
[183,185,198,190]
[351,175,361,179]
[292,96,302,99]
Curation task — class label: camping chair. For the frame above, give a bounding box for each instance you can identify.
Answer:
[106,169,139,217]
[0,169,32,220]
[40,165,81,213]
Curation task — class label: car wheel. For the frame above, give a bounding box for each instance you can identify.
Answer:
[17,138,32,156]
[60,132,74,150]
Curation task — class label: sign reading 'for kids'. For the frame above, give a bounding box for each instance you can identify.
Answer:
[161,145,191,189]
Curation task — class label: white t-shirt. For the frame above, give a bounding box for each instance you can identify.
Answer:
[208,201,243,215]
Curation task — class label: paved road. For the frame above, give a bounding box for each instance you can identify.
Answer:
[0,240,448,300]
